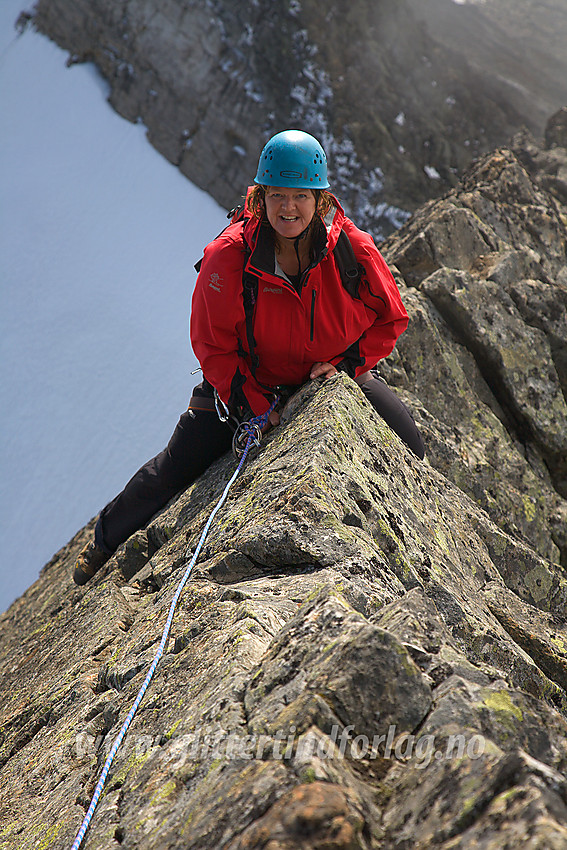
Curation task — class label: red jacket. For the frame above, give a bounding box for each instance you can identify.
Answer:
[190,195,408,416]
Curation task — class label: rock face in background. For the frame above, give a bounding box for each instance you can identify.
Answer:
[406,0,567,134]
[29,0,567,236]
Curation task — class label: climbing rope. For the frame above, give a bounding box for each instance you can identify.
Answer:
[69,401,277,849]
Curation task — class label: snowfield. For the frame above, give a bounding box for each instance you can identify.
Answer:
[0,3,229,611]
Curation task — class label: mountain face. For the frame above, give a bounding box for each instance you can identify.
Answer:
[0,116,566,848]
[406,0,567,133]
[30,0,567,237]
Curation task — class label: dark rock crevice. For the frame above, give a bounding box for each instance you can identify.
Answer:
[421,270,567,498]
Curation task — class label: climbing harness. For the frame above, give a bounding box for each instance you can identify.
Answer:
[69,403,276,850]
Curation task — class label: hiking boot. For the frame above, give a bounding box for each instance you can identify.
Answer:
[73,540,111,586]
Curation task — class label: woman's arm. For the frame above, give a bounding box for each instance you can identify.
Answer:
[330,221,409,376]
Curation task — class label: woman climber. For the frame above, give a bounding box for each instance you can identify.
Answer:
[73,129,424,585]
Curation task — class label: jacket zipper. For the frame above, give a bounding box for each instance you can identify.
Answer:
[310,289,316,341]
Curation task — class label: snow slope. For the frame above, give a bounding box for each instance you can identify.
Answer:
[0,3,229,612]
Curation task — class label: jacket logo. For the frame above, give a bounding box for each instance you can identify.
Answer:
[209,272,223,292]
[263,286,282,294]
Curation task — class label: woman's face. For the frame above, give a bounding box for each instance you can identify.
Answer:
[264,187,317,241]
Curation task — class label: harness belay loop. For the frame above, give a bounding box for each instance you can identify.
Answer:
[231,396,280,459]
[232,421,262,458]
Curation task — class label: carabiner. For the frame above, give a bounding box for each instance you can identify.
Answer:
[214,388,231,423]
[232,422,262,459]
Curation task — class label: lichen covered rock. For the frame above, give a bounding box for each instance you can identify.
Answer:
[382,121,567,567]
[1,374,566,849]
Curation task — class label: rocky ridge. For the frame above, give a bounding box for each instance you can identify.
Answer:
[380,108,567,569]
[0,113,566,849]
[28,0,567,237]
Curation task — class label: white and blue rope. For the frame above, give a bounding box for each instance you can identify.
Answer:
[70,432,256,849]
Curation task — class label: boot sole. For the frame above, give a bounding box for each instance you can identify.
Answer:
[73,565,97,586]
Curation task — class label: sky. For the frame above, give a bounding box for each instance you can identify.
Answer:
[0,2,229,612]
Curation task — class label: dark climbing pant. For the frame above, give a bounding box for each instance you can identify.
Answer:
[96,396,233,554]
[95,375,424,555]
[359,375,425,461]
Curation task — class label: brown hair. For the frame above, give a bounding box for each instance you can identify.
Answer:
[246,185,335,221]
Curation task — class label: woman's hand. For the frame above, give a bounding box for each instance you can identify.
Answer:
[310,361,338,380]
[261,409,281,435]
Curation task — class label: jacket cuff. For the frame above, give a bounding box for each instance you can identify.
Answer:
[243,385,276,418]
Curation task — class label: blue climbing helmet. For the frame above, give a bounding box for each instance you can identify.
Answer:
[254,129,330,188]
